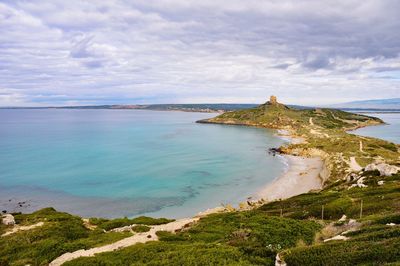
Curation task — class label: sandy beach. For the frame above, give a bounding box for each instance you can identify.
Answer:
[257,155,323,201]
[256,129,324,201]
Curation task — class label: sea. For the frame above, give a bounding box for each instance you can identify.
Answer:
[0,109,286,218]
[351,112,400,144]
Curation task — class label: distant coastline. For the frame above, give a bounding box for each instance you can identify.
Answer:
[2,104,400,114]
[0,104,258,113]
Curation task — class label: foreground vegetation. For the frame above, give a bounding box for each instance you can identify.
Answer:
[1,98,399,265]
[88,216,174,231]
[65,213,321,266]
[2,172,397,265]
[66,171,400,266]
[0,208,131,265]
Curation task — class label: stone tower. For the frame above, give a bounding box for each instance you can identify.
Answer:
[270,95,277,105]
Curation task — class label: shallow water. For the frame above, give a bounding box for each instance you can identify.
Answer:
[351,113,400,144]
[0,109,286,218]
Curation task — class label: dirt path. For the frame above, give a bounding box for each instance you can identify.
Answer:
[49,217,199,266]
[1,222,44,237]
[349,157,362,172]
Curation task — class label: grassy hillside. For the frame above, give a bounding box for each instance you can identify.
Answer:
[200,98,399,183]
[198,99,383,130]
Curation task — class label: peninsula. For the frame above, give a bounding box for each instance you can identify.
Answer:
[1,97,399,266]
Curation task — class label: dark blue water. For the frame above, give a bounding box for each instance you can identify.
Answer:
[0,109,286,218]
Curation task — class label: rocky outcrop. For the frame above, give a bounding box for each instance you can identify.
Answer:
[2,214,15,226]
[348,176,367,189]
[365,163,399,176]
[275,254,287,266]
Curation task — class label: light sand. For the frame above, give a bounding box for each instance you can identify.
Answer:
[1,221,44,237]
[257,155,323,201]
[349,156,363,172]
[49,217,198,266]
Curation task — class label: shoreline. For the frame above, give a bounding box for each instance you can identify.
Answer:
[196,129,324,216]
[255,129,324,202]
[256,154,323,201]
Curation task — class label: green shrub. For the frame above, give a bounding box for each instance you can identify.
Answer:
[0,208,131,265]
[132,225,151,233]
[90,216,174,231]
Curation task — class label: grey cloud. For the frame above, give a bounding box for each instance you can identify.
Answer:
[83,60,104,69]
[272,63,292,70]
[0,0,399,106]
[301,56,334,70]
[70,35,95,58]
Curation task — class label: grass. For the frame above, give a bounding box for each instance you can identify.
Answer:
[207,103,382,130]
[89,216,174,231]
[132,225,151,233]
[265,172,400,266]
[260,173,400,221]
[281,221,400,266]
[64,211,322,266]
[65,242,255,266]
[0,208,131,266]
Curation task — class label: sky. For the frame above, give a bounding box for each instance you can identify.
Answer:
[0,0,399,106]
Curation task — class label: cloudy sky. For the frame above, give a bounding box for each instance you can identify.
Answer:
[0,0,399,106]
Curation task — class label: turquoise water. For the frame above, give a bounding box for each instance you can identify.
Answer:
[351,113,400,144]
[0,109,286,218]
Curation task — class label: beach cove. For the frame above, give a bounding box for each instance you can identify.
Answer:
[0,109,288,218]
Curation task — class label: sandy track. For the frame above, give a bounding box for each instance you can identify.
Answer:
[1,222,44,237]
[349,157,363,172]
[49,217,198,266]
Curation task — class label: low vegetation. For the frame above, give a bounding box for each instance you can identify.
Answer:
[65,212,321,266]
[281,220,400,266]
[88,216,174,231]
[131,225,151,233]
[0,208,131,266]
[260,173,400,221]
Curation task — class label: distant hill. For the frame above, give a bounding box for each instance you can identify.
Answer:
[330,98,400,110]
[0,104,259,112]
[198,96,382,130]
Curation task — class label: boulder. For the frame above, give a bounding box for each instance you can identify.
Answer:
[2,214,15,226]
[275,254,287,266]
[338,215,347,222]
[365,163,399,176]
